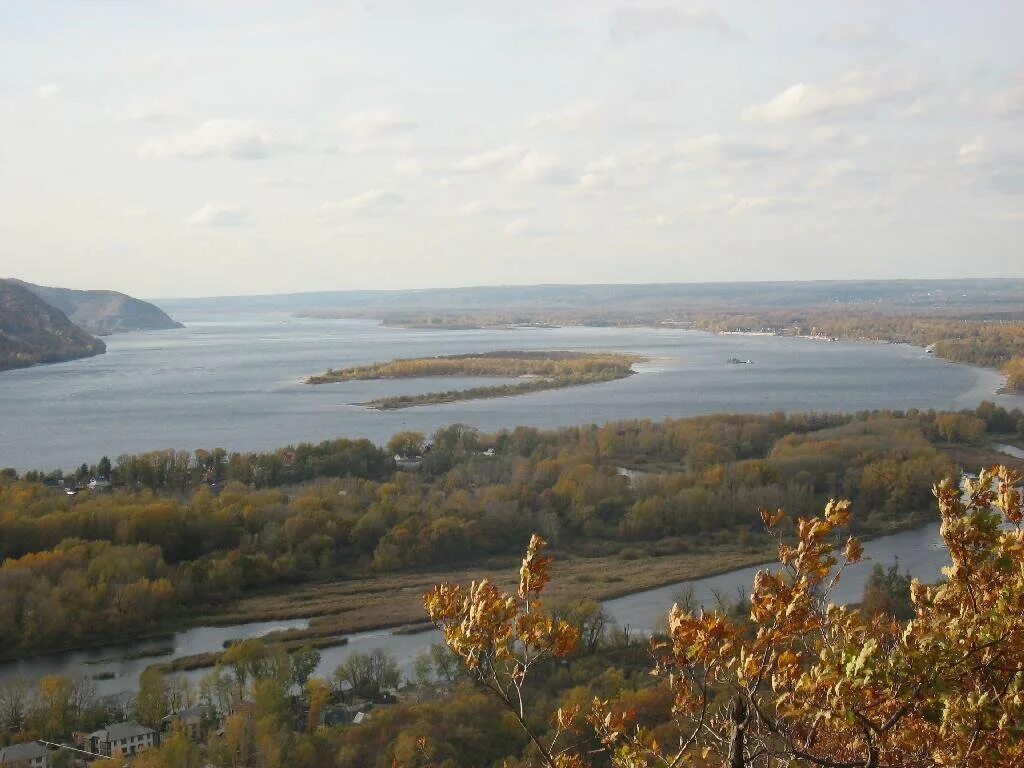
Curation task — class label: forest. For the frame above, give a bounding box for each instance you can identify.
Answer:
[0,404,1020,657]
[2,464,1020,767]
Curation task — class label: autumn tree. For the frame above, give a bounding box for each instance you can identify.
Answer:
[333,649,400,699]
[135,666,169,728]
[426,466,1024,767]
[425,535,581,765]
[387,431,426,458]
[306,677,331,733]
[289,646,321,693]
[860,563,914,621]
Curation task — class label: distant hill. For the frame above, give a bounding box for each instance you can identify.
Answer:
[158,278,1024,318]
[12,279,183,335]
[0,279,106,372]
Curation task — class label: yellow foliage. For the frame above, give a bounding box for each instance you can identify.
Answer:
[427,466,1024,767]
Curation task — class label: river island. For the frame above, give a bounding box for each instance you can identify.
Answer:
[306,350,643,408]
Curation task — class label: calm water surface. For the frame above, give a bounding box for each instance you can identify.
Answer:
[1,312,1021,471]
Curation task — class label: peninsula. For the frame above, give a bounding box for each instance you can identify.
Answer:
[0,280,106,371]
[306,350,641,408]
[12,279,183,335]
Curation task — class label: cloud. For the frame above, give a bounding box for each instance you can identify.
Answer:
[35,83,61,100]
[341,110,417,139]
[824,22,897,50]
[743,72,926,124]
[459,201,533,216]
[609,7,744,44]
[450,145,523,174]
[957,136,986,166]
[508,150,573,185]
[503,218,561,237]
[577,150,663,192]
[809,125,869,148]
[991,81,1024,118]
[122,102,180,124]
[674,134,788,165]
[188,203,250,227]
[321,190,404,215]
[140,119,290,160]
[686,194,798,216]
[526,101,600,132]
[966,150,1024,196]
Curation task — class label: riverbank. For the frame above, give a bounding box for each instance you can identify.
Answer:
[160,508,946,672]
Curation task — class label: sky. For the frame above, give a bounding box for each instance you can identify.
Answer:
[1,1,1023,298]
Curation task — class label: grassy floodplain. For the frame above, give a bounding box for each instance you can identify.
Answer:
[306,350,643,408]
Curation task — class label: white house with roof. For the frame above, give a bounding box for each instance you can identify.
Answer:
[0,741,50,767]
[86,721,158,758]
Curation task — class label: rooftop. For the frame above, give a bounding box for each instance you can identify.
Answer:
[91,720,156,741]
[0,741,48,763]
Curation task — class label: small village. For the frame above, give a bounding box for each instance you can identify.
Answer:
[0,643,453,767]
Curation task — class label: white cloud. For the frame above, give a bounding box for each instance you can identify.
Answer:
[503,218,567,238]
[341,110,417,139]
[321,190,404,215]
[674,134,788,165]
[526,101,600,132]
[609,7,744,44]
[992,209,1024,221]
[35,83,61,100]
[459,201,533,216]
[991,82,1024,118]
[394,158,425,176]
[140,119,290,160]
[450,146,522,174]
[504,218,533,236]
[810,125,869,148]
[577,151,663,192]
[508,150,573,185]
[743,72,926,124]
[824,22,896,50]
[188,203,250,227]
[122,102,180,124]
[957,136,986,166]
[683,194,797,217]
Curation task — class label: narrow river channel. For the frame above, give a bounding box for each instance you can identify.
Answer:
[0,520,949,698]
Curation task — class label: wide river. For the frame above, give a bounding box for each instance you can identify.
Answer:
[1,311,1022,696]
[1,311,1021,471]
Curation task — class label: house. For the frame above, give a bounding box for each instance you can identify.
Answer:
[162,704,213,742]
[393,454,423,470]
[0,741,50,767]
[86,721,158,757]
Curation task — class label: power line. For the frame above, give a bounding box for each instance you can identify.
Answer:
[37,739,118,761]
